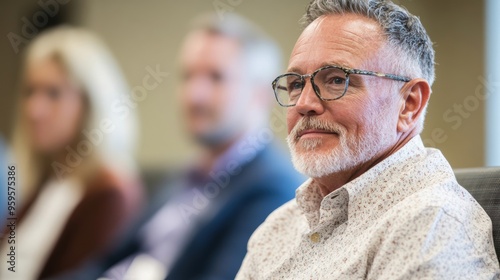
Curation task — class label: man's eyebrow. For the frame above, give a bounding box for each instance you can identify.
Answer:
[321,60,353,69]
[285,66,302,74]
[286,61,355,74]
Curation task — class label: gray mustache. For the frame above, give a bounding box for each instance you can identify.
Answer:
[291,117,343,140]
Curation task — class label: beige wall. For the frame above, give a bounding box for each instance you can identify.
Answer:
[0,0,487,169]
[0,0,81,145]
[0,1,45,143]
[401,0,486,168]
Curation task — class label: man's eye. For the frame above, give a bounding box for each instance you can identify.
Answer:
[289,82,303,91]
[326,77,346,85]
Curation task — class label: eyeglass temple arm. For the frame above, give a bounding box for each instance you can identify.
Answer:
[348,69,411,82]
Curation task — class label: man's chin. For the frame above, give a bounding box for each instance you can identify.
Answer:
[289,145,358,178]
[192,128,234,148]
[193,133,222,147]
[293,140,340,153]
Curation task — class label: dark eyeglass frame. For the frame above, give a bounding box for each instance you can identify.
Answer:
[271,65,412,107]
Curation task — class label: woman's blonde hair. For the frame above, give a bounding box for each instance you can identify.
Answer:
[13,26,138,200]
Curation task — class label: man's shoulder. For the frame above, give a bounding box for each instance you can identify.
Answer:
[386,180,491,231]
[364,182,499,279]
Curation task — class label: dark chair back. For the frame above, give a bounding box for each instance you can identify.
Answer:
[455,167,500,263]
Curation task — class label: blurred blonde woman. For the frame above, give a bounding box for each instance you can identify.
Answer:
[0,26,143,279]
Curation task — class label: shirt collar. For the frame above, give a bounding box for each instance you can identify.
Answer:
[296,135,429,230]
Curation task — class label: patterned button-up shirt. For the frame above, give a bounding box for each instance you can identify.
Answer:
[236,136,500,279]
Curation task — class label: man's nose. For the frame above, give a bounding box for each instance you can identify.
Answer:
[185,77,213,102]
[294,80,325,116]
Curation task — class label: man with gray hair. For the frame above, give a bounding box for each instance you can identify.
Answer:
[237,0,500,279]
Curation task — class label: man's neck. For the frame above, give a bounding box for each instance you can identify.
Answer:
[314,131,418,197]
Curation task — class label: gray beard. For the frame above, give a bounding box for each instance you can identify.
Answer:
[287,116,394,179]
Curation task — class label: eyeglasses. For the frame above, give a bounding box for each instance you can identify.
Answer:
[271,65,411,107]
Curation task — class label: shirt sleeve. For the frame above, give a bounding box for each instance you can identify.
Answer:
[367,206,500,280]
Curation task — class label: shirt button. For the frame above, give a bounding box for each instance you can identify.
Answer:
[310,232,320,243]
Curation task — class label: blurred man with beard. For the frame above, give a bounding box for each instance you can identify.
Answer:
[236,0,500,279]
[95,13,303,280]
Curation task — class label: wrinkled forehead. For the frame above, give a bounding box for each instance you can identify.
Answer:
[288,14,387,73]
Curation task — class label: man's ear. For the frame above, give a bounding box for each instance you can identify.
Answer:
[397,79,431,133]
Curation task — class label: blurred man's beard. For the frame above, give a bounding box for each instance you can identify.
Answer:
[195,128,231,147]
[286,115,393,179]
[191,119,238,148]
[187,107,223,146]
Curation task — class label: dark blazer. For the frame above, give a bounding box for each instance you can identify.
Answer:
[71,143,304,280]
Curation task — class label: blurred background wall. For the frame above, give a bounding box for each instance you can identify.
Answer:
[0,0,493,169]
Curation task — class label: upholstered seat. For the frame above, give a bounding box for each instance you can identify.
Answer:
[455,167,500,262]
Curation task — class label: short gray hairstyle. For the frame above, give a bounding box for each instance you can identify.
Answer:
[190,13,282,87]
[301,0,435,86]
